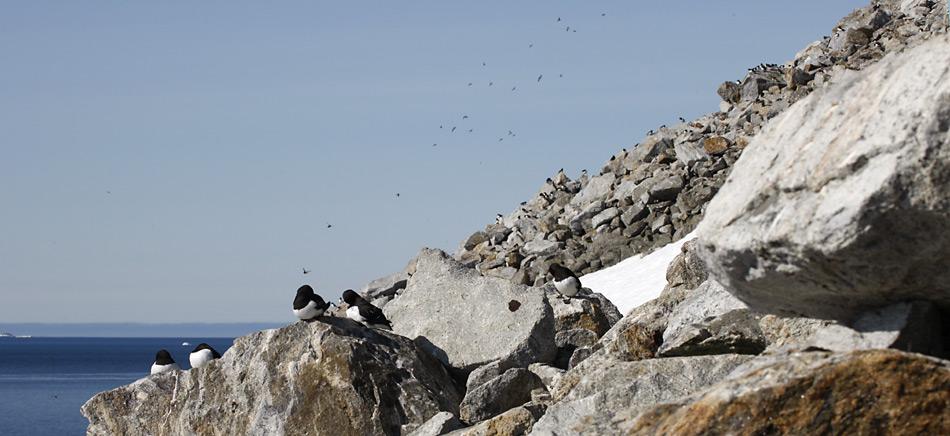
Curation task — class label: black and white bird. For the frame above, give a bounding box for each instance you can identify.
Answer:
[341,289,392,330]
[189,343,221,369]
[150,349,181,375]
[293,285,332,321]
[548,263,581,302]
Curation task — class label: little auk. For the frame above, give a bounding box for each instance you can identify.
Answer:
[342,289,392,330]
[548,263,581,302]
[294,285,331,321]
[151,349,181,375]
[189,343,221,369]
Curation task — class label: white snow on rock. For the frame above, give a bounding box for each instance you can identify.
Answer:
[580,231,696,315]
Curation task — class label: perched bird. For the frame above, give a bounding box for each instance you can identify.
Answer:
[342,290,392,330]
[548,263,581,301]
[293,285,332,321]
[189,343,221,369]
[150,349,181,375]
[678,117,686,122]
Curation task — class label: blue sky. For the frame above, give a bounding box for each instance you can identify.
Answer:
[0,1,867,322]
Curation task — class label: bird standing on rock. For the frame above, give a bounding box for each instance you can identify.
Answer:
[342,289,392,330]
[293,285,332,321]
[150,349,180,375]
[189,343,221,369]
[548,263,581,302]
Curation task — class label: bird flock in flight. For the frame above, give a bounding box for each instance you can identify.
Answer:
[429,11,609,148]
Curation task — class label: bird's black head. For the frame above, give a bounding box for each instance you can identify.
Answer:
[155,349,175,365]
[297,285,315,297]
[341,289,361,305]
[548,263,574,281]
[192,343,213,353]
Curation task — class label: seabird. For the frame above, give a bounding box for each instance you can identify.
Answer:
[468,82,473,86]
[548,263,581,302]
[342,290,392,330]
[462,115,469,119]
[293,285,331,321]
[150,349,181,375]
[537,74,543,82]
[489,81,493,86]
[302,268,311,275]
[529,43,533,48]
[327,224,332,228]
[396,193,400,197]
[557,17,561,22]
[433,143,438,147]
[451,126,457,132]
[189,343,221,369]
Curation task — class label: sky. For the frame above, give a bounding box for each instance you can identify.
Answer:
[0,1,868,323]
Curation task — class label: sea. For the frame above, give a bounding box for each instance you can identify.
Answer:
[0,337,236,436]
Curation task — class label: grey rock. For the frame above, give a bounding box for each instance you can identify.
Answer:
[569,173,615,207]
[408,412,463,436]
[385,249,556,372]
[522,237,560,257]
[591,207,619,229]
[717,80,741,103]
[448,403,547,436]
[555,328,598,349]
[82,319,461,436]
[698,34,950,321]
[627,136,673,164]
[648,174,684,202]
[527,363,565,392]
[673,140,707,166]
[463,231,489,251]
[459,368,546,424]
[808,300,946,357]
[659,280,767,357]
[529,354,753,435]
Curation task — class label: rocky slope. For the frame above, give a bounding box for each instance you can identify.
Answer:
[83,1,950,435]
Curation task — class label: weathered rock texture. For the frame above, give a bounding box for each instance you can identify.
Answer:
[82,319,461,436]
[529,354,753,435]
[698,32,950,320]
[459,368,545,424]
[627,350,950,435]
[385,248,556,372]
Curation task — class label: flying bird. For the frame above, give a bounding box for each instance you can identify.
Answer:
[451,126,457,132]
[396,193,400,197]
[462,115,469,119]
[489,81,493,86]
[537,74,543,82]
[327,223,332,229]
[512,86,517,91]
[302,268,311,275]
[529,43,533,48]
[557,17,561,22]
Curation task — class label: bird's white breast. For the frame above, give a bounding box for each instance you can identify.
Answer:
[293,300,323,320]
[150,362,181,375]
[189,349,214,369]
[554,276,580,297]
[346,306,366,323]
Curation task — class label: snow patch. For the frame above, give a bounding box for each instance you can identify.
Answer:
[580,231,696,315]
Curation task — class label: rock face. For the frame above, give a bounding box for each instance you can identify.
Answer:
[81,319,461,436]
[458,368,546,424]
[385,248,556,372]
[698,33,950,321]
[529,354,753,435]
[627,350,950,435]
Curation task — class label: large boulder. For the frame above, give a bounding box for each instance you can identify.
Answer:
[627,350,950,435]
[82,318,461,436]
[385,249,556,372]
[698,34,950,321]
[458,368,546,424]
[529,354,753,435]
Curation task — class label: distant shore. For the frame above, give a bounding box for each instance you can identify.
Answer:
[0,323,284,338]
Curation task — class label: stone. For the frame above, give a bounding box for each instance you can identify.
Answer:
[82,319,462,436]
[627,350,950,435]
[698,34,950,321]
[385,249,556,372]
[569,174,615,207]
[647,174,684,202]
[717,80,741,103]
[529,354,753,435]
[702,136,730,155]
[361,270,410,299]
[659,280,767,357]
[449,404,547,436]
[590,207,619,229]
[458,368,546,424]
[673,140,707,166]
[568,201,605,233]
[808,300,946,357]
[463,231,489,250]
[522,237,559,257]
[408,412,463,436]
[627,136,673,164]
[527,363,565,392]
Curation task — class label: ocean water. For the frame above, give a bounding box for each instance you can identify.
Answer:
[0,337,235,436]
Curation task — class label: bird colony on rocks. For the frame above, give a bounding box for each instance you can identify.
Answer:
[83,1,950,435]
